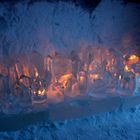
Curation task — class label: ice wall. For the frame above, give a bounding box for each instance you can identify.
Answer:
[0,0,140,56]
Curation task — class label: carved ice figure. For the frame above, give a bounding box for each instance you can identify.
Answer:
[132,63,140,96]
[44,55,53,73]
[43,55,52,88]
[53,53,72,79]
[77,71,87,94]
[30,73,47,104]
[118,71,135,95]
[78,46,93,71]
[29,51,44,78]
[134,74,140,96]
[47,82,64,103]
[71,50,81,77]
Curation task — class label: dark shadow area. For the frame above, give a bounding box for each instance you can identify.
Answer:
[1,0,140,14]
[0,0,102,13]
[123,0,140,5]
[0,111,49,132]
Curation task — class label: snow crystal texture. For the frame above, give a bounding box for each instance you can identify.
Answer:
[0,107,140,140]
[0,0,140,56]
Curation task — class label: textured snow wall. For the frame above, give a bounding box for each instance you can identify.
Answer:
[0,0,140,56]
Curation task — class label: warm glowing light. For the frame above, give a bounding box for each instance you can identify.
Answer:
[124,55,139,73]
[79,76,85,83]
[34,67,39,77]
[78,71,86,84]
[42,89,45,94]
[1,47,140,104]
[89,74,100,80]
[38,89,45,96]
[124,65,135,73]
[127,55,139,65]
[58,73,73,88]
[129,55,138,60]
[15,64,21,78]
[22,64,30,76]
[124,65,130,72]
[38,90,41,95]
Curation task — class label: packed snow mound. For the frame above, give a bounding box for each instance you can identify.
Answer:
[0,0,140,56]
[0,106,140,140]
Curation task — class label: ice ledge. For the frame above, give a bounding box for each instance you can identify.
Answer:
[0,95,140,131]
[48,96,140,121]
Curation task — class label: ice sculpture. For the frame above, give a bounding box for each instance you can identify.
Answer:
[0,46,139,114]
[134,63,140,96]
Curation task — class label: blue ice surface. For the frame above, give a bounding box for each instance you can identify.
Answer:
[0,106,140,140]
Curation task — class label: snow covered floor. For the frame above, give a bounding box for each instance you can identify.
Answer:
[0,106,140,140]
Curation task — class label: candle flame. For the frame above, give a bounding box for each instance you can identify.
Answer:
[38,89,46,96]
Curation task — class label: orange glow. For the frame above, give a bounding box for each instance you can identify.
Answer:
[38,90,41,95]
[129,55,138,60]
[124,65,135,73]
[37,89,46,96]
[127,55,139,65]
[124,54,139,73]
[1,47,140,103]
[22,64,30,77]
[15,64,20,78]
[89,74,100,80]
[34,67,39,77]
[58,73,73,88]
[78,71,86,84]
[79,76,85,83]
[124,65,130,72]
